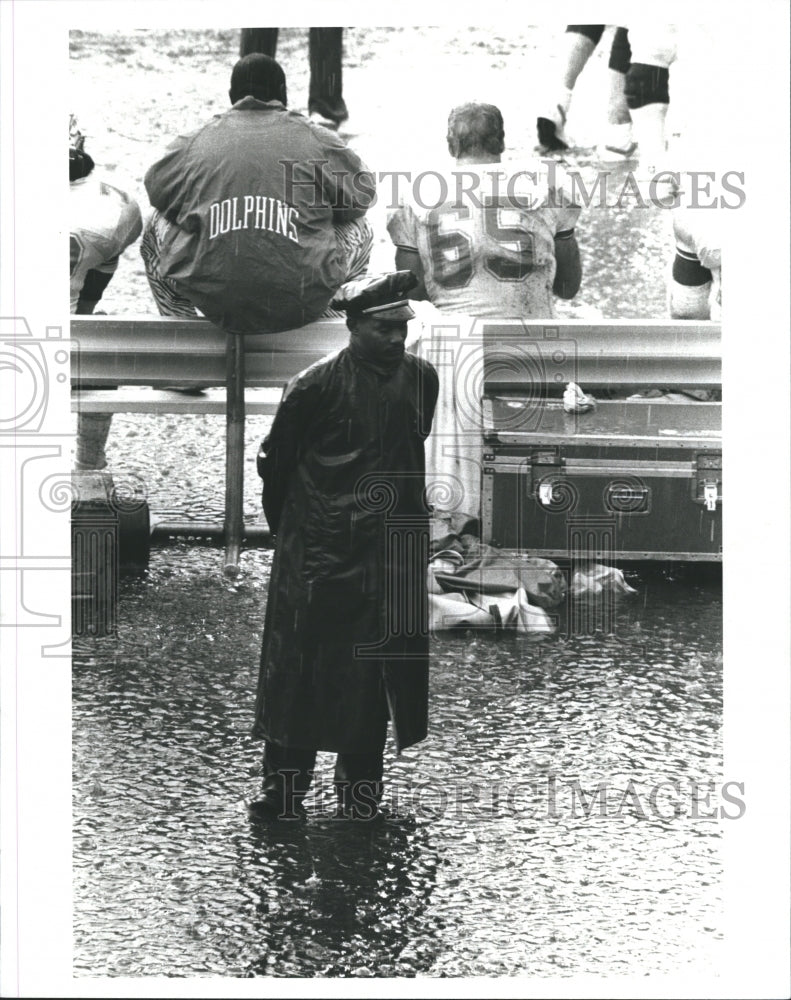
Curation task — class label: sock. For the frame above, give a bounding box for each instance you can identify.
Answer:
[629,102,669,174]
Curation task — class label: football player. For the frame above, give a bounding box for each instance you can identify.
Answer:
[669,208,721,321]
[537,25,635,160]
[387,102,582,520]
[70,115,142,470]
[388,102,582,319]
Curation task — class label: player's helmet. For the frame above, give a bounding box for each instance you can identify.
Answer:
[69,114,95,181]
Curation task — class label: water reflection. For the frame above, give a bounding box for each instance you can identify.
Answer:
[237,819,440,977]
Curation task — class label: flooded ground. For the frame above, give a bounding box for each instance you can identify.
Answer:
[70,27,724,981]
[73,548,722,978]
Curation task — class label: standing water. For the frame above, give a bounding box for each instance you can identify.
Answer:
[73,549,723,978]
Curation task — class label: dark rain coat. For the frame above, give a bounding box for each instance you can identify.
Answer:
[253,346,439,754]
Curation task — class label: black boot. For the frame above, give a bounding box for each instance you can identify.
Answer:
[333,750,384,821]
[248,743,316,822]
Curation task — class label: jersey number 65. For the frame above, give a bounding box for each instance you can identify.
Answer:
[426,197,536,288]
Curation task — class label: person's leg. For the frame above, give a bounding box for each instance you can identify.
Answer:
[334,216,373,283]
[561,25,604,88]
[625,25,678,174]
[599,27,636,159]
[73,271,118,471]
[250,742,317,820]
[319,217,373,319]
[75,264,116,315]
[625,65,671,174]
[140,211,200,319]
[334,751,385,819]
[607,27,632,125]
[239,28,279,59]
[75,413,112,470]
[334,705,388,820]
[308,27,348,125]
[538,26,602,151]
[140,212,209,394]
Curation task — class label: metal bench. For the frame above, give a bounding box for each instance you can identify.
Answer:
[71,315,350,575]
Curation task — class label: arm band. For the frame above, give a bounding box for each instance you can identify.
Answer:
[76,268,114,314]
[672,250,712,287]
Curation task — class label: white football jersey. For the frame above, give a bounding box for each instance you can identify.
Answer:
[70,175,142,311]
[387,160,581,319]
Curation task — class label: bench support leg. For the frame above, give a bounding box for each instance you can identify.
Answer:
[223,335,245,576]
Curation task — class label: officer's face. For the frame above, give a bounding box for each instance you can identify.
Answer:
[350,315,408,365]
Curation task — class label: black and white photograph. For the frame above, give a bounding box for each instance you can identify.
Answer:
[1,1,789,996]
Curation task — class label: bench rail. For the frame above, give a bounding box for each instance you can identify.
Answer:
[70,315,350,387]
[71,316,721,390]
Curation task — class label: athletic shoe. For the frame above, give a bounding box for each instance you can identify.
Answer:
[597,140,638,162]
[308,97,349,125]
[597,123,637,162]
[537,115,569,152]
[596,142,637,163]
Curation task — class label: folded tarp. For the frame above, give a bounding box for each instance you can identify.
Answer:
[432,549,567,609]
[426,515,636,634]
[428,588,555,636]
